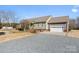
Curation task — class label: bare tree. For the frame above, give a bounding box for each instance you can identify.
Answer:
[69,19,76,29]
[76,17,79,29]
[20,20,31,31]
[0,10,17,27]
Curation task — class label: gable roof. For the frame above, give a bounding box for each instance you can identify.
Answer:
[24,16,51,23]
[48,16,69,23]
[22,16,69,24]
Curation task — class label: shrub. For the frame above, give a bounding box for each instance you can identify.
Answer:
[28,29,36,33]
[64,29,67,32]
[17,28,24,31]
[0,32,5,35]
[0,23,2,29]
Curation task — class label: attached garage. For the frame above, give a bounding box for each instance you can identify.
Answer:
[48,16,69,32]
[50,27,63,32]
[49,23,67,32]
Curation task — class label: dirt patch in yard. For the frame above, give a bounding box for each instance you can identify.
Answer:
[68,30,79,38]
[0,30,34,43]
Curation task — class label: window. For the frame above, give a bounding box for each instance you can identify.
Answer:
[38,24,39,27]
[42,23,43,26]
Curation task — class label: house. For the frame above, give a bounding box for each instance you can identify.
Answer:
[22,16,69,32]
[2,27,13,30]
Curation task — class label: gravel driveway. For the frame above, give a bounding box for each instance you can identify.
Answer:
[0,33,79,53]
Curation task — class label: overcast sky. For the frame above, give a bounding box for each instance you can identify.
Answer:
[0,5,79,22]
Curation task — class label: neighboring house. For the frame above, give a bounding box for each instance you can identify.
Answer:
[22,16,69,32]
[2,27,13,30]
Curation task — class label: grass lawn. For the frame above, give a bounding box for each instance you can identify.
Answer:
[68,30,79,38]
[0,29,34,43]
[0,29,79,43]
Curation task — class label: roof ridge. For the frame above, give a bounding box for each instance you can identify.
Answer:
[54,16,69,18]
[26,15,51,19]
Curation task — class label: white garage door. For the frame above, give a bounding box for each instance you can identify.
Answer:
[50,27,63,32]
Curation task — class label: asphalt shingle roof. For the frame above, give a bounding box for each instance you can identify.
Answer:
[24,16,51,23]
[48,16,69,23]
[22,16,69,23]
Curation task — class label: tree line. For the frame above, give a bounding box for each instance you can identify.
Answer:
[0,10,18,29]
[69,17,79,30]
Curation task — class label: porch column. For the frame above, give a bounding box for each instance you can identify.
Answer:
[46,22,48,30]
